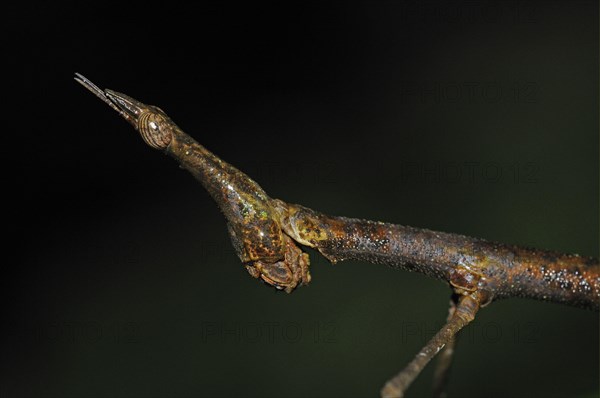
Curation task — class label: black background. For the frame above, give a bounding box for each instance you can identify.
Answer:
[5,2,598,397]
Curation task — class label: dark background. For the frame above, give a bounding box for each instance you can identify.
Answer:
[5,1,598,397]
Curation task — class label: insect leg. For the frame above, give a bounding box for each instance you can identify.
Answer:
[431,295,461,398]
[381,292,482,398]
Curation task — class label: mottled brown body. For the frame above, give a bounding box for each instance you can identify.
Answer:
[76,73,598,309]
[76,74,599,398]
[166,132,310,292]
[274,200,599,310]
[74,74,310,293]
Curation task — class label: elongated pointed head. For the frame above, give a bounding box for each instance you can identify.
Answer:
[75,73,174,150]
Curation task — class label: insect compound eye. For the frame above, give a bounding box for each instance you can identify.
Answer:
[138,112,172,150]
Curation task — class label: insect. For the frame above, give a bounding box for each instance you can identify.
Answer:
[75,73,599,398]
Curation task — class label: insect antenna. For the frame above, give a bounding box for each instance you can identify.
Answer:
[74,73,129,119]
